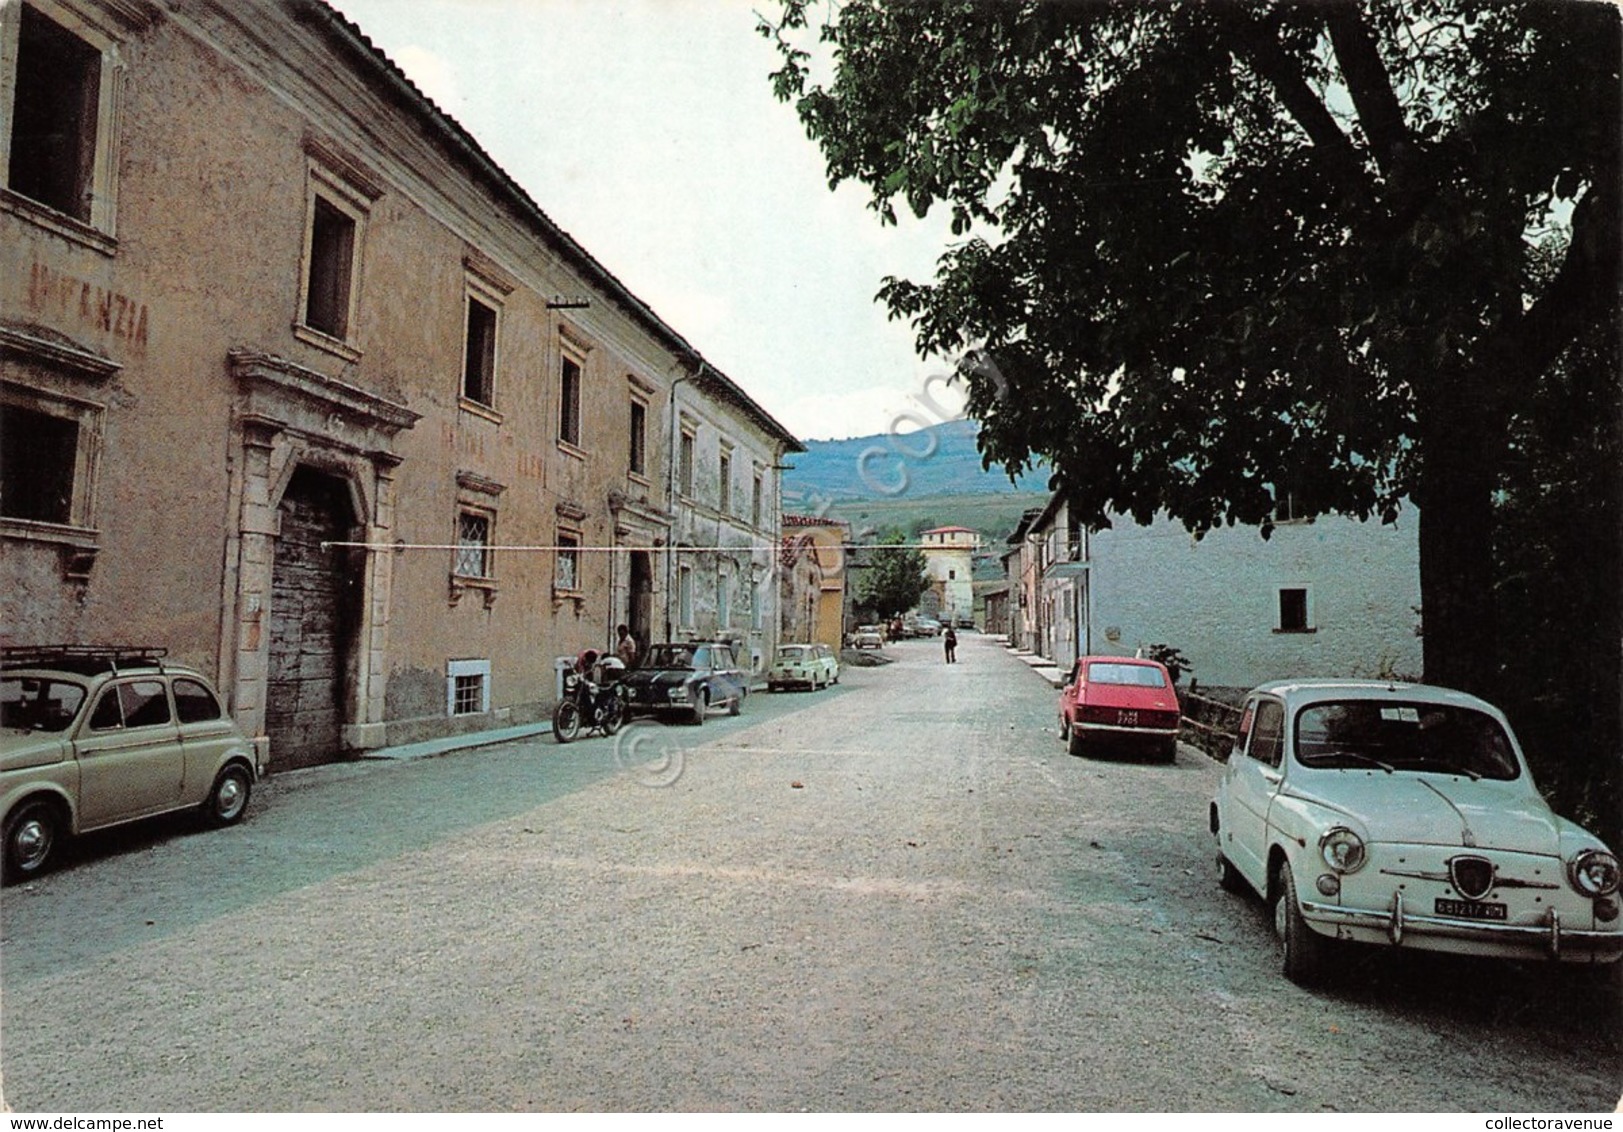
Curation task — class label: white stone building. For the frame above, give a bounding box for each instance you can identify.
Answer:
[1013,492,1422,689]
[919,525,978,624]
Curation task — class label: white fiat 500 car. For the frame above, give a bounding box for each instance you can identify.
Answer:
[1210,680,1621,986]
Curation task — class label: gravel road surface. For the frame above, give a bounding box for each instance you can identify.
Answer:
[3,632,1618,1111]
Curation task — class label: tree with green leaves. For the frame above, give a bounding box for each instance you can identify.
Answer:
[857,530,930,620]
[762,1,1621,707]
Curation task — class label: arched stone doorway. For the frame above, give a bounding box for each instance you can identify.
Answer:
[223,349,419,768]
[265,466,362,769]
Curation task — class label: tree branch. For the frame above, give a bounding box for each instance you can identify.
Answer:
[1324,2,1412,180]
[1224,14,1378,211]
[1482,175,1622,408]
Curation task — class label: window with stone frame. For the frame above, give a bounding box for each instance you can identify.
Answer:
[558,352,582,447]
[448,470,503,607]
[291,142,380,358]
[455,510,491,579]
[5,3,112,229]
[628,396,647,476]
[555,529,581,593]
[751,470,764,528]
[679,426,696,496]
[2,401,77,524]
[303,196,355,338]
[0,376,104,566]
[718,447,733,514]
[463,296,498,407]
[446,658,490,716]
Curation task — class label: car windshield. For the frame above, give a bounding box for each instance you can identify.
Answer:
[1295,701,1520,780]
[643,645,694,670]
[1086,663,1166,688]
[1,677,87,733]
[777,647,808,661]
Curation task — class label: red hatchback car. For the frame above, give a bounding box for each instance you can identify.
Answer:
[1058,656,1182,761]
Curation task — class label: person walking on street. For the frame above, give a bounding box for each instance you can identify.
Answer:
[943,625,958,663]
[615,623,639,668]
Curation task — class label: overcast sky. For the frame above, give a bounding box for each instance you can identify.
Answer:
[326,0,971,442]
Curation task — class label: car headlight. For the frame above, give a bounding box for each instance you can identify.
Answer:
[1319,827,1367,874]
[667,686,689,702]
[1567,848,1621,897]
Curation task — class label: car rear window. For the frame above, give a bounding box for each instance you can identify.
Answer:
[778,647,807,661]
[174,678,223,724]
[1086,663,1167,688]
[644,646,694,669]
[1,677,86,732]
[1295,701,1520,780]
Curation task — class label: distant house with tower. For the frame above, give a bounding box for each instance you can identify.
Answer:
[919,526,979,625]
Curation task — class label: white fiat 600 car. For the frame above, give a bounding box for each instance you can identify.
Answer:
[1210,680,1621,986]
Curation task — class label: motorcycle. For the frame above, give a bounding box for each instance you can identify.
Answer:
[552,657,628,743]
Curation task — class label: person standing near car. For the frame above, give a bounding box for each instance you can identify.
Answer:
[615,623,639,668]
[943,625,958,663]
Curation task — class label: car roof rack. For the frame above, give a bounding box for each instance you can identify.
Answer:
[1,645,169,676]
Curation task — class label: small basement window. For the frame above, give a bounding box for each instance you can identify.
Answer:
[446,658,490,716]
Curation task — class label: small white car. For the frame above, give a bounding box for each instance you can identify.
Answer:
[851,626,884,650]
[767,644,840,692]
[1211,680,1621,986]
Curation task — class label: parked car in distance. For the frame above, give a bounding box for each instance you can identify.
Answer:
[1057,656,1181,761]
[619,641,747,725]
[768,643,839,692]
[1210,680,1622,987]
[2,646,266,883]
[852,626,885,650]
[912,618,941,637]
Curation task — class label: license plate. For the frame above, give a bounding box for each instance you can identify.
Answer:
[1435,898,1507,921]
[1118,710,1139,727]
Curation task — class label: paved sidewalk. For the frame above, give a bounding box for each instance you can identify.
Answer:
[364,721,551,761]
[362,674,774,761]
[1006,646,1065,687]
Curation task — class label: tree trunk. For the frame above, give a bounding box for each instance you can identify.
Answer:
[1414,400,1501,700]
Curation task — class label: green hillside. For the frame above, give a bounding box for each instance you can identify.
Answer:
[813,490,1050,566]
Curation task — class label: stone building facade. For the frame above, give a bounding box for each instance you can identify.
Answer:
[1002,488,1422,688]
[919,526,978,625]
[779,514,848,652]
[1,0,799,768]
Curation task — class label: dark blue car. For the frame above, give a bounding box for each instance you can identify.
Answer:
[620,641,747,726]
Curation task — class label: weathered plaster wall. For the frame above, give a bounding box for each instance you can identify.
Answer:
[1085,512,1423,688]
[3,0,794,758]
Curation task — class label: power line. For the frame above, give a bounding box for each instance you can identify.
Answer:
[319,541,983,553]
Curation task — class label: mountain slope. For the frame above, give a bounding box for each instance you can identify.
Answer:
[781,418,1049,505]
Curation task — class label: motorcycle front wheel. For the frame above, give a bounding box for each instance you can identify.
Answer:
[601,697,626,737]
[553,699,582,743]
